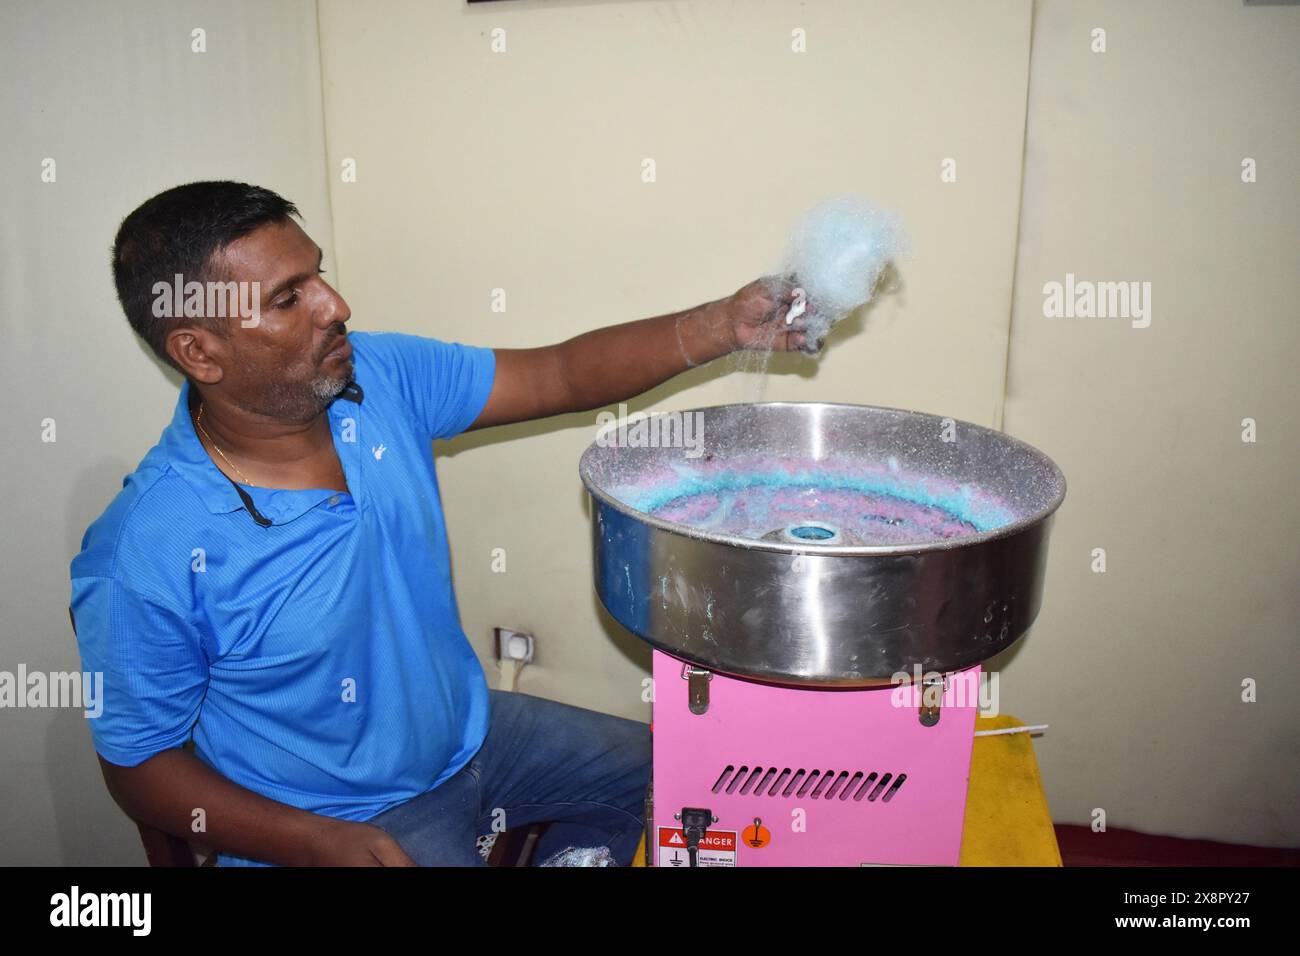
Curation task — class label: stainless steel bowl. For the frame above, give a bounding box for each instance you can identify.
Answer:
[580,402,1066,687]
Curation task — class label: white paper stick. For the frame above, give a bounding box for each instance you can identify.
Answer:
[784,288,807,325]
[973,723,1049,737]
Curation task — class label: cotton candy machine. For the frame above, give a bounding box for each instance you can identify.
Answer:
[579,402,1065,866]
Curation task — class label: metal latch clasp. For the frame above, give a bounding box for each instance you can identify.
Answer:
[919,674,945,727]
[681,663,713,715]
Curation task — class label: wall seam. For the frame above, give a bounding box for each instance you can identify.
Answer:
[313,0,341,285]
[997,0,1037,433]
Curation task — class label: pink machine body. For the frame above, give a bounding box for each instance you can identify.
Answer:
[650,649,980,867]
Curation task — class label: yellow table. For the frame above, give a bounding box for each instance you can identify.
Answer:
[633,714,1060,866]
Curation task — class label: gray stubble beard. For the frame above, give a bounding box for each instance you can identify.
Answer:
[234,351,349,423]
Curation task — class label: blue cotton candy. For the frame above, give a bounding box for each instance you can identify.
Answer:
[779,196,906,351]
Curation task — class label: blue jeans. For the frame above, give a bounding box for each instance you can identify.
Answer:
[367,690,651,866]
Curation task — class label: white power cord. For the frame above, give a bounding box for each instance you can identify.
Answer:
[497,658,523,692]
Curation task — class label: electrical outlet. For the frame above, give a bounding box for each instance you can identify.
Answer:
[494,627,535,664]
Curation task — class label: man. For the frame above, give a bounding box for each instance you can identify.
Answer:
[70,181,810,867]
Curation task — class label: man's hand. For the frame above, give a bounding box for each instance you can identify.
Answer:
[719,275,811,353]
[305,818,418,867]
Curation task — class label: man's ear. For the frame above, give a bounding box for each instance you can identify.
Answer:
[166,325,224,386]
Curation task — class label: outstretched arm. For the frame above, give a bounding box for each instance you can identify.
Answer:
[468,276,806,430]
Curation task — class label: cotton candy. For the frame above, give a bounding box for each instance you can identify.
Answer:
[777,196,906,352]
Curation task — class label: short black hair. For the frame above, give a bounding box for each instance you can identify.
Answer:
[111,181,300,372]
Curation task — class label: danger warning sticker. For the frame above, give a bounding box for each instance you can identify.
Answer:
[657,827,737,867]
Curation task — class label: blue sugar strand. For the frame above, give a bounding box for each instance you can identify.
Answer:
[621,469,1013,532]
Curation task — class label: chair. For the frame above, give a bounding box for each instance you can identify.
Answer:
[135,821,209,867]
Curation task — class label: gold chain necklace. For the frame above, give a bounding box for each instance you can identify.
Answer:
[194,403,257,487]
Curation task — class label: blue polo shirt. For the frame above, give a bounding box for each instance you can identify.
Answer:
[68,331,497,866]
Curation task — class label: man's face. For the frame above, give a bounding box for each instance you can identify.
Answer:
[186,218,353,422]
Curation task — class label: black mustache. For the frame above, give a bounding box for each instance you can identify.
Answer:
[321,330,348,355]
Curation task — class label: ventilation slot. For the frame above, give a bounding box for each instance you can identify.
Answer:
[709,765,908,803]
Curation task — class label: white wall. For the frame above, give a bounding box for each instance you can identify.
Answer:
[1001,0,1300,845]
[0,0,335,865]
